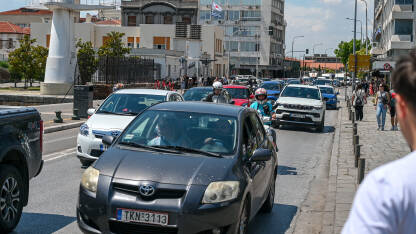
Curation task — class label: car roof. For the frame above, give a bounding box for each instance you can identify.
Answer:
[317,85,334,88]
[224,85,248,89]
[187,87,213,90]
[115,89,176,95]
[286,84,319,89]
[149,101,244,117]
[263,81,282,84]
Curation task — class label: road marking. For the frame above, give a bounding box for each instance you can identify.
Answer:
[44,135,77,144]
[43,148,76,162]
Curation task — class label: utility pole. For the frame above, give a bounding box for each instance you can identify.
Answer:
[353,0,358,91]
[291,36,304,78]
[361,0,368,55]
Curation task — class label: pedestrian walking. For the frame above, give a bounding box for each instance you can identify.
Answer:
[390,89,398,131]
[342,49,416,234]
[375,84,390,131]
[352,84,366,121]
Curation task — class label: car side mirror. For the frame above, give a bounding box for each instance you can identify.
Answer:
[336,92,340,95]
[323,97,329,102]
[87,108,95,116]
[250,149,272,162]
[102,135,115,146]
[250,94,255,99]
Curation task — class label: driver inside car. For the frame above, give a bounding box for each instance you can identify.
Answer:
[202,119,234,153]
[148,114,190,147]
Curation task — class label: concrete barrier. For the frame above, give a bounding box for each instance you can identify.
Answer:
[44,121,84,134]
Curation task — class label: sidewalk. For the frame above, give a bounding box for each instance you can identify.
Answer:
[323,96,408,233]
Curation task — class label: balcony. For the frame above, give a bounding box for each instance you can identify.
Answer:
[392,4,413,12]
[391,34,412,42]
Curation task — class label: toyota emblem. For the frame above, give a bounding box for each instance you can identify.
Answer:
[139,185,155,197]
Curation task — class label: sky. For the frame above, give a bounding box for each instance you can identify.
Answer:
[3,0,372,58]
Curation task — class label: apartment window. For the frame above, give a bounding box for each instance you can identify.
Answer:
[145,15,153,24]
[225,41,238,52]
[395,19,413,35]
[46,34,51,48]
[153,37,170,50]
[136,37,140,48]
[127,15,136,26]
[215,39,223,53]
[231,56,258,64]
[182,16,191,24]
[200,10,211,21]
[240,26,260,37]
[7,39,13,49]
[240,41,259,52]
[241,11,261,21]
[213,11,225,20]
[395,0,413,4]
[164,15,173,24]
[200,0,211,5]
[228,0,240,5]
[227,11,239,21]
[127,37,134,48]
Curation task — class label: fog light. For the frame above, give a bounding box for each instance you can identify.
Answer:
[78,146,82,153]
[212,228,221,234]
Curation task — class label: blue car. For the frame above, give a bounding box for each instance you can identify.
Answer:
[260,81,284,101]
[318,85,338,109]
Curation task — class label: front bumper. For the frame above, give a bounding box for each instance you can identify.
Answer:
[77,133,107,162]
[275,109,322,127]
[77,176,242,234]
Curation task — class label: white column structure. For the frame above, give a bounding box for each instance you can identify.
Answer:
[39,0,112,95]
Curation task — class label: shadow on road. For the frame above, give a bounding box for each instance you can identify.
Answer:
[277,165,297,175]
[13,212,76,234]
[247,203,298,234]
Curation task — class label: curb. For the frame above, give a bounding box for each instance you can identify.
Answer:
[44,121,84,134]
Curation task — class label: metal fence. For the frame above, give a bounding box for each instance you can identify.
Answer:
[91,56,156,84]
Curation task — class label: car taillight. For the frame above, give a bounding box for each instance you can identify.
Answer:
[39,120,43,153]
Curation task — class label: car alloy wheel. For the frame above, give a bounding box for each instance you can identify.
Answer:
[261,175,275,213]
[0,165,23,233]
[238,201,249,234]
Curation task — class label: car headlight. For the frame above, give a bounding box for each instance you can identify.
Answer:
[81,166,99,193]
[313,106,323,110]
[80,124,89,136]
[202,181,239,204]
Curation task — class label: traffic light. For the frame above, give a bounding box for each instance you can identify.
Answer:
[268,26,273,36]
[306,49,309,54]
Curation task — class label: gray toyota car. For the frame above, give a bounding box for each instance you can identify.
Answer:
[77,102,278,234]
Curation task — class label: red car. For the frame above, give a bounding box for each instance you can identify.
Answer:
[224,85,254,106]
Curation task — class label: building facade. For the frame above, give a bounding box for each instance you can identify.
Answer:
[0,22,30,61]
[0,7,53,28]
[372,0,414,64]
[198,0,285,77]
[120,0,199,26]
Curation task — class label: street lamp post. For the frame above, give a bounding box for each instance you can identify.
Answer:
[324,48,333,72]
[353,0,358,91]
[347,18,363,43]
[361,0,368,55]
[290,36,304,78]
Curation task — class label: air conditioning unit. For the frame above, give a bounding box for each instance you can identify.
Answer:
[218,20,223,24]
[255,5,259,9]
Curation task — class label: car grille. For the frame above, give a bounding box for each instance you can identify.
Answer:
[90,149,104,157]
[282,116,313,123]
[109,221,178,234]
[112,183,186,200]
[92,130,121,139]
[282,104,313,110]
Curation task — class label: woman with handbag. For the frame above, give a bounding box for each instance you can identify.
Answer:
[375,84,390,131]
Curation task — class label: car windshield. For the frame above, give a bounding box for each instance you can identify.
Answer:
[97,93,165,115]
[316,80,332,85]
[226,88,249,99]
[288,80,300,84]
[319,87,334,94]
[281,86,321,100]
[261,83,281,91]
[183,88,212,101]
[118,110,238,155]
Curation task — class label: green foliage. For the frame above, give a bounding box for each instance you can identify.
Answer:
[0,61,8,69]
[97,31,130,57]
[8,35,48,86]
[334,39,372,66]
[76,39,97,85]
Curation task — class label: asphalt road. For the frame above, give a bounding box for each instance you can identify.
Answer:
[13,108,338,234]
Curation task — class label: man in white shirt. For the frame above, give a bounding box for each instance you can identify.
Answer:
[342,50,416,234]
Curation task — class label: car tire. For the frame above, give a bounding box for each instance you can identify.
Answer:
[261,174,276,213]
[80,159,92,168]
[0,165,24,233]
[316,116,325,132]
[232,199,249,234]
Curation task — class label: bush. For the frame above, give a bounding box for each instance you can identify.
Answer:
[0,61,8,69]
[0,67,11,82]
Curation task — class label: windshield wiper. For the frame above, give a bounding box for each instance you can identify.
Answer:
[152,146,223,158]
[118,142,182,154]
[120,112,139,116]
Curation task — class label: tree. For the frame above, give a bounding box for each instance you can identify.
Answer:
[8,35,48,88]
[334,39,372,68]
[76,39,97,85]
[98,31,130,57]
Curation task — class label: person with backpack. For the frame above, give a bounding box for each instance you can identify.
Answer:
[375,84,390,131]
[352,84,367,121]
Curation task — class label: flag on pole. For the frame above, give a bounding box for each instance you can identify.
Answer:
[211,2,223,18]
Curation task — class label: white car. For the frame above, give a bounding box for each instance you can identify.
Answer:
[274,84,326,132]
[76,89,183,166]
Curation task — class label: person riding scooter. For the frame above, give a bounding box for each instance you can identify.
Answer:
[250,88,277,122]
[203,81,227,103]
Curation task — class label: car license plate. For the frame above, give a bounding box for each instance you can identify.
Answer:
[291,113,305,118]
[116,209,168,226]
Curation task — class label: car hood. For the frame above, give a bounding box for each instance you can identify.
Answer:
[232,98,249,106]
[87,113,136,131]
[277,97,323,106]
[322,93,336,99]
[96,147,235,186]
[267,90,280,95]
